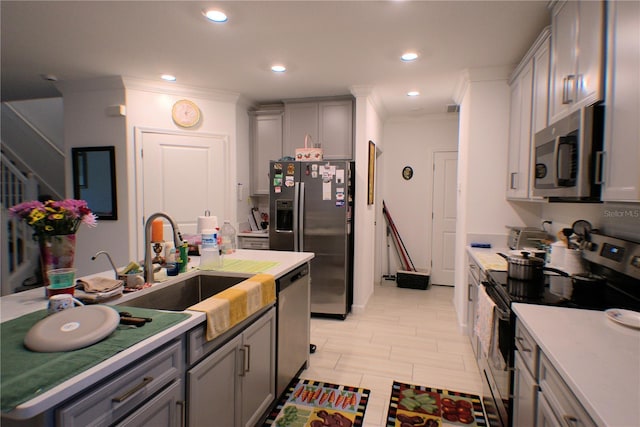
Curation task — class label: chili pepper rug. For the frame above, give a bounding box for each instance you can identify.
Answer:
[263,378,370,427]
[386,381,488,427]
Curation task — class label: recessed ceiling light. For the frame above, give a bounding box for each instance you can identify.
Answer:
[271,65,286,73]
[161,74,176,82]
[407,91,420,97]
[204,10,228,23]
[401,52,419,62]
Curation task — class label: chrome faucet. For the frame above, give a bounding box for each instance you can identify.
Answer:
[144,212,184,283]
[91,251,119,279]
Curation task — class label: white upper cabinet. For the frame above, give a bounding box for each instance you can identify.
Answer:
[507,28,550,200]
[549,0,605,123]
[532,36,551,134]
[507,60,533,199]
[283,97,354,160]
[602,0,640,202]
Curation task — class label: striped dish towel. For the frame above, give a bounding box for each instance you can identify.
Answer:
[189,273,276,341]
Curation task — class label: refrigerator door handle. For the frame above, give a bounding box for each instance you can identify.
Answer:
[298,182,305,252]
[293,182,300,251]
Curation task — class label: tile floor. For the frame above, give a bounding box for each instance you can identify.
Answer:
[299,282,483,427]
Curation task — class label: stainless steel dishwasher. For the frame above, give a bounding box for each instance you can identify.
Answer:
[276,263,310,397]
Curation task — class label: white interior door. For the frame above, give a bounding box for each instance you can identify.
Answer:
[431,151,457,286]
[138,130,230,254]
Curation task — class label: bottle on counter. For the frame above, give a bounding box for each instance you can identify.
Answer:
[200,228,221,270]
[220,220,237,254]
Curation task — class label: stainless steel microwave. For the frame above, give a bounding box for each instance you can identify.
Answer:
[533,103,604,201]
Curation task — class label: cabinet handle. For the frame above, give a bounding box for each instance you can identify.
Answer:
[594,151,605,184]
[239,347,246,376]
[562,414,579,426]
[177,400,186,427]
[510,172,518,189]
[468,283,472,302]
[562,75,575,104]
[244,344,251,373]
[111,376,153,403]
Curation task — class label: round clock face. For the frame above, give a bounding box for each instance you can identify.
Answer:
[172,99,201,128]
[402,166,413,180]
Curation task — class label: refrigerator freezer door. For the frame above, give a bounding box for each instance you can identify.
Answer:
[302,161,351,316]
[269,161,299,251]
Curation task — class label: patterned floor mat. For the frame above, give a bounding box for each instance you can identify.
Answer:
[263,378,370,427]
[386,381,488,427]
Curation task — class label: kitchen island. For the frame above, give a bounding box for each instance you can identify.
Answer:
[1,249,313,426]
[513,303,640,427]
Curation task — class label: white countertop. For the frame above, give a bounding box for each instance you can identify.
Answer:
[1,249,313,322]
[513,303,640,427]
[467,246,509,271]
[1,249,313,419]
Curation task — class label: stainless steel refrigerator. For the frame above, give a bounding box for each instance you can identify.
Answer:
[269,160,354,318]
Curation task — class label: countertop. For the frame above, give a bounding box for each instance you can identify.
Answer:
[1,249,313,420]
[467,246,509,271]
[513,303,640,427]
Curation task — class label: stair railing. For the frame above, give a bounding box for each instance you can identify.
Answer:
[1,156,39,295]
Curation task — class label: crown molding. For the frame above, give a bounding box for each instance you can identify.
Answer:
[121,76,240,104]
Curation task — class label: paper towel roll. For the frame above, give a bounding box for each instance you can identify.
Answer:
[564,249,585,275]
[197,215,218,234]
[549,241,566,268]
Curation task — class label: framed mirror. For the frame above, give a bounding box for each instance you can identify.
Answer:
[72,146,117,220]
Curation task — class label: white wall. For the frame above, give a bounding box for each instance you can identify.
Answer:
[59,77,240,277]
[351,89,383,313]
[8,98,64,150]
[453,69,540,330]
[381,114,459,275]
[59,78,129,277]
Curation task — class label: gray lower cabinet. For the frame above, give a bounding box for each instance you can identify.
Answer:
[514,318,597,427]
[537,353,597,427]
[115,380,184,427]
[186,307,276,427]
[56,340,184,427]
[513,319,538,427]
[513,352,537,427]
[467,260,479,359]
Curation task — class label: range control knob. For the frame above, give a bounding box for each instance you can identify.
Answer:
[631,256,640,269]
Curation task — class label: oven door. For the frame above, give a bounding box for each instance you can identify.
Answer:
[480,285,513,427]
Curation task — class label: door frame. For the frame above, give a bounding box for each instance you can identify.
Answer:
[133,127,231,259]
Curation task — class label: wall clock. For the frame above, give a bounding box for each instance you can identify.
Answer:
[402,166,413,180]
[172,99,201,128]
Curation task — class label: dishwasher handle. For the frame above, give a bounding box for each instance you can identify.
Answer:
[278,264,309,292]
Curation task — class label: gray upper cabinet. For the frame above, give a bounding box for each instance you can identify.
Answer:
[549,0,605,123]
[283,97,354,160]
[250,107,284,196]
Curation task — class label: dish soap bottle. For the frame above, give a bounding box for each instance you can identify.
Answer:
[220,220,237,254]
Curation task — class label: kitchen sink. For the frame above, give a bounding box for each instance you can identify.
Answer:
[116,275,246,311]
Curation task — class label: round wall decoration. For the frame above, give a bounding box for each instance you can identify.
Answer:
[172,99,201,128]
[402,166,413,180]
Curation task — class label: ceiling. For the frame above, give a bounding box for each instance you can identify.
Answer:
[1,1,550,116]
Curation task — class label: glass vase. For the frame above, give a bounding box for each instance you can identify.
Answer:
[39,234,76,287]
